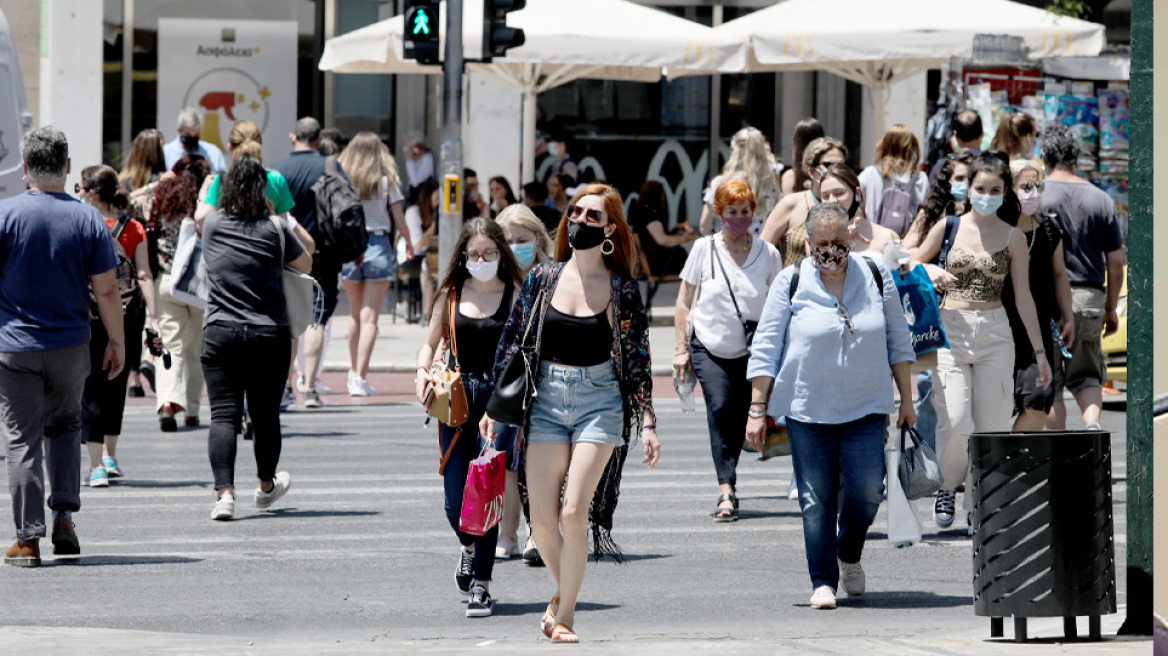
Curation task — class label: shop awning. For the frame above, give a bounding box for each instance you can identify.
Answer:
[1043,56,1130,81]
[687,0,1106,132]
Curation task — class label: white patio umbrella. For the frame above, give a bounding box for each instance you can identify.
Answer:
[319,0,745,182]
[695,0,1106,133]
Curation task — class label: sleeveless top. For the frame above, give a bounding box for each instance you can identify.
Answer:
[944,232,1013,303]
[541,304,612,367]
[454,281,514,375]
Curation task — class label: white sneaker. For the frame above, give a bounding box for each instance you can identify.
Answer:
[255,471,292,509]
[304,389,323,409]
[348,375,375,397]
[212,494,235,521]
[495,535,518,560]
[810,586,837,609]
[1085,421,1102,431]
[296,374,309,393]
[787,479,799,500]
[839,559,865,596]
[316,381,331,395]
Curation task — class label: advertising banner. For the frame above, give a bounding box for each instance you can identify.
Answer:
[158,19,297,163]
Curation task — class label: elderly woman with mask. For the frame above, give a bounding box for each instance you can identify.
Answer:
[675,179,782,521]
[747,203,916,610]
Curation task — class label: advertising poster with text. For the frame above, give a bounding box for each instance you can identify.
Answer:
[158,19,297,164]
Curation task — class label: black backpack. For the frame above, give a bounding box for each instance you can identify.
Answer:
[310,156,368,263]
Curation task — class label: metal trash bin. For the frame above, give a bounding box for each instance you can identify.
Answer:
[969,430,1117,642]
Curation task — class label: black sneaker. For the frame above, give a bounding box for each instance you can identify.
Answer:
[466,585,494,617]
[455,547,474,593]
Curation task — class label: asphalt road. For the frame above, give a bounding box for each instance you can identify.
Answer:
[0,391,1142,654]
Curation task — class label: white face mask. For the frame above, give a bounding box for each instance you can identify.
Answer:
[548,142,562,158]
[466,260,498,282]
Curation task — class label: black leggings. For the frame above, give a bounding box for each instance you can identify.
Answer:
[690,337,751,487]
[81,319,131,444]
[201,322,291,489]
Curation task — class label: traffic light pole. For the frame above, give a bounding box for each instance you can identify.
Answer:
[438,0,465,282]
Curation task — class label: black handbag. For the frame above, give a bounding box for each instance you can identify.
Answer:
[486,274,549,426]
[710,239,758,347]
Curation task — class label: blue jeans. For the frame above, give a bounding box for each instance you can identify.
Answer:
[915,370,937,453]
[438,374,517,583]
[787,413,887,590]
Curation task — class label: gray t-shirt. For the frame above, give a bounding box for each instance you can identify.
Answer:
[202,211,306,328]
[1042,180,1123,287]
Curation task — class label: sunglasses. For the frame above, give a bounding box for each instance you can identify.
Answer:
[1018,182,1044,193]
[566,204,605,223]
[836,301,855,335]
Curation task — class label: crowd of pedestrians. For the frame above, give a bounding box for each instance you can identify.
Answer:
[0,110,1125,643]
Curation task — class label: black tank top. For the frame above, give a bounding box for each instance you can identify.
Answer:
[541,304,612,367]
[454,282,514,375]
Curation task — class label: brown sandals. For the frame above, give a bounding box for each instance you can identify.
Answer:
[541,596,560,638]
[550,623,579,644]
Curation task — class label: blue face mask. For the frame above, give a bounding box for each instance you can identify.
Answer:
[970,192,1004,216]
[950,180,968,202]
[510,242,536,269]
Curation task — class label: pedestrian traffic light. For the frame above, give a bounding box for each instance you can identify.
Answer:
[483,0,525,61]
[404,0,440,64]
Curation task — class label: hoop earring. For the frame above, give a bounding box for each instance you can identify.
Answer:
[600,238,615,256]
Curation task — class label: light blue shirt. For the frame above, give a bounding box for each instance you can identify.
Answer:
[746,254,915,425]
[163,137,228,173]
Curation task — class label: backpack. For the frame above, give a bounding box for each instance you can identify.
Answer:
[310,156,367,263]
[874,173,917,237]
[90,214,140,319]
[788,256,884,299]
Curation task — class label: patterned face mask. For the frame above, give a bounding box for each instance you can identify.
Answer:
[810,243,849,272]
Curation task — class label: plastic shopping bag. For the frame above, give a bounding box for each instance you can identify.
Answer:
[886,447,923,548]
[891,264,948,355]
[459,448,506,536]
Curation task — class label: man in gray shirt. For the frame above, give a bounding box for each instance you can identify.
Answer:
[1039,125,1125,431]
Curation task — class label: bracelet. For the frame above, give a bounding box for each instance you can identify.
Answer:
[642,424,656,430]
[1033,348,1046,355]
[749,401,767,407]
[748,409,766,419]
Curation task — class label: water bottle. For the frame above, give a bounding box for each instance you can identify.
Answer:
[675,369,696,413]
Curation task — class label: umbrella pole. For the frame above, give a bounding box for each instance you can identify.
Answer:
[872,82,889,138]
[523,86,537,184]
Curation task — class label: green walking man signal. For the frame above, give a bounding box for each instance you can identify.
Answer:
[404,0,440,64]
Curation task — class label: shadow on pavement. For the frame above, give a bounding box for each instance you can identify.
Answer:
[834,591,972,609]
[110,479,211,489]
[280,431,358,439]
[234,508,381,520]
[48,555,203,567]
[490,601,620,617]
[605,553,671,563]
[736,510,803,521]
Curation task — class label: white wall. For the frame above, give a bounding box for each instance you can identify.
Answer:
[860,71,929,170]
[462,73,521,203]
[40,0,102,191]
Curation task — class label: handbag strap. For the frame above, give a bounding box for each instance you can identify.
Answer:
[438,427,461,475]
[445,288,461,363]
[710,237,747,329]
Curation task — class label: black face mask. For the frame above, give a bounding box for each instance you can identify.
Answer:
[180,135,200,151]
[567,221,607,251]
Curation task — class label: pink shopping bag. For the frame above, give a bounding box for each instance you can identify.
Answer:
[459,448,506,536]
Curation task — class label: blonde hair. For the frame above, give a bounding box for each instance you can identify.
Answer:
[720,127,777,205]
[337,131,402,200]
[1009,158,1044,183]
[873,124,920,177]
[228,120,263,163]
[495,204,553,265]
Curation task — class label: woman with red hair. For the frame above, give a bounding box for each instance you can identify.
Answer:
[482,183,660,643]
[674,179,783,522]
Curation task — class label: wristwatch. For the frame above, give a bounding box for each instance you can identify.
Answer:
[748,407,766,419]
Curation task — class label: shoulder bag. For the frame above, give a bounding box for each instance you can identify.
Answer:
[271,216,322,337]
[486,272,549,427]
[426,290,469,429]
[169,218,208,309]
[710,237,757,347]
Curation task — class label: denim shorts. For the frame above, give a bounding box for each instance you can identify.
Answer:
[526,361,624,446]
[341,232,395,283]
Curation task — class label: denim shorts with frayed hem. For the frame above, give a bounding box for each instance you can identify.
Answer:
[341,232,395,283]
[525,361,624,447]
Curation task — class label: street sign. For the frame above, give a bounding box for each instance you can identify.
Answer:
[404,0,440,64]
[482,0,525,62]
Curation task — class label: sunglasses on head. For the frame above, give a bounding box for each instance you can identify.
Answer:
[566,204,604,223]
